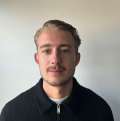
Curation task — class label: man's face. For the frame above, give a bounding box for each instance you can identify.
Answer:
[34,29,80,87]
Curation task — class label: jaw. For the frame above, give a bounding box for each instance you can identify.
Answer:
[43,77,73,99]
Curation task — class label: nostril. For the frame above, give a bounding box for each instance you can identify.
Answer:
[52,61,59,64]
[52,58,60,65]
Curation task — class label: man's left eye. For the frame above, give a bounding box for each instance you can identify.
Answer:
[61,50,69,53]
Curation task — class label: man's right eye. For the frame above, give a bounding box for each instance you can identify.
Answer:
[43,50,50,53]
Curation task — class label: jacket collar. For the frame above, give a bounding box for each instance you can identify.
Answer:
[34,77,82,115]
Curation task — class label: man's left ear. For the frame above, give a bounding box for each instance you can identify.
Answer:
[76,53,80,66]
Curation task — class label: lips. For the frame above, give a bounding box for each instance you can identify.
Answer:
[49,69,63,75]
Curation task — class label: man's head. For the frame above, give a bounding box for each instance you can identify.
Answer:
[34,20,81,54]
[34,20,81,87]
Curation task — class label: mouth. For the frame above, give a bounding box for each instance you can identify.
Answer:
[48,69,63,75]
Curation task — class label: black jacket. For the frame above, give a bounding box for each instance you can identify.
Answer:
[0,77,114,121]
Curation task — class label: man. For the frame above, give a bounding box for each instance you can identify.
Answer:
[0,20,114,121]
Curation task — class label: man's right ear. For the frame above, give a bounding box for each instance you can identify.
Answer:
[34,53,39,65]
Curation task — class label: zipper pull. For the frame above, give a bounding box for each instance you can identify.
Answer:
[57,104,60,114]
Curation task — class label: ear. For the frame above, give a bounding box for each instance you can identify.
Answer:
[34,53,39,65]
[75,53,80,66]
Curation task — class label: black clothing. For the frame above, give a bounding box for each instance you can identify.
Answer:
[0,77,114,121]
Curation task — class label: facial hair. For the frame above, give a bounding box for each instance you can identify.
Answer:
[41,64,75,87]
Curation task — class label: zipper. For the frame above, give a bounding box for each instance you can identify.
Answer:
[57,104,60,121]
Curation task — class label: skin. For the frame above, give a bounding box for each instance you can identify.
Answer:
[34,29,80,99]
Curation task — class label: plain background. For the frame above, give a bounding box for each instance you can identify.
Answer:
[0,0,120,120]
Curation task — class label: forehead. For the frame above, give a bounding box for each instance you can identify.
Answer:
[37,29,75,46]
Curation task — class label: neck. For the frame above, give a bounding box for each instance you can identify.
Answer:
[43,79,73,99]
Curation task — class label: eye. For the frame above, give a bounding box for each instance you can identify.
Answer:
[43,50,50,53]
[61,50,69,53]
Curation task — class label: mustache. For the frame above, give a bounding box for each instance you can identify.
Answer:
[46,65,66,71]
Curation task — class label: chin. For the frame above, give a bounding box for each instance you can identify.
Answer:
[43,76,73,87]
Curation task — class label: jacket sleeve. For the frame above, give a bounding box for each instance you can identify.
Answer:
[106,106,114,121]
[98,101,114,121]
[0,104,14,121]
[0,113,5,121]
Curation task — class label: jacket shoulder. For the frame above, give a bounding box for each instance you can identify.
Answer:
[7,86,35,108]
[0,86,38,121]
[79,85,114,120]
[81,86,109,106]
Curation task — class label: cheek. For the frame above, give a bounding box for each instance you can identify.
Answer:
[39,56,50,69]
[65,56,76,69]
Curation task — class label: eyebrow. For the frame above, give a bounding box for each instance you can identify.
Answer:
[40,44,52,48]
[59,44,72,48]
[40,44,72,49]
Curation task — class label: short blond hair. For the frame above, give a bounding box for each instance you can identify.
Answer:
[34,20,81,54]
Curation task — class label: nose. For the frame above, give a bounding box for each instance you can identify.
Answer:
[51,51,60,65]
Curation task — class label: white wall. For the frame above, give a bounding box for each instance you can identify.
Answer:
[0,0,120,120]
